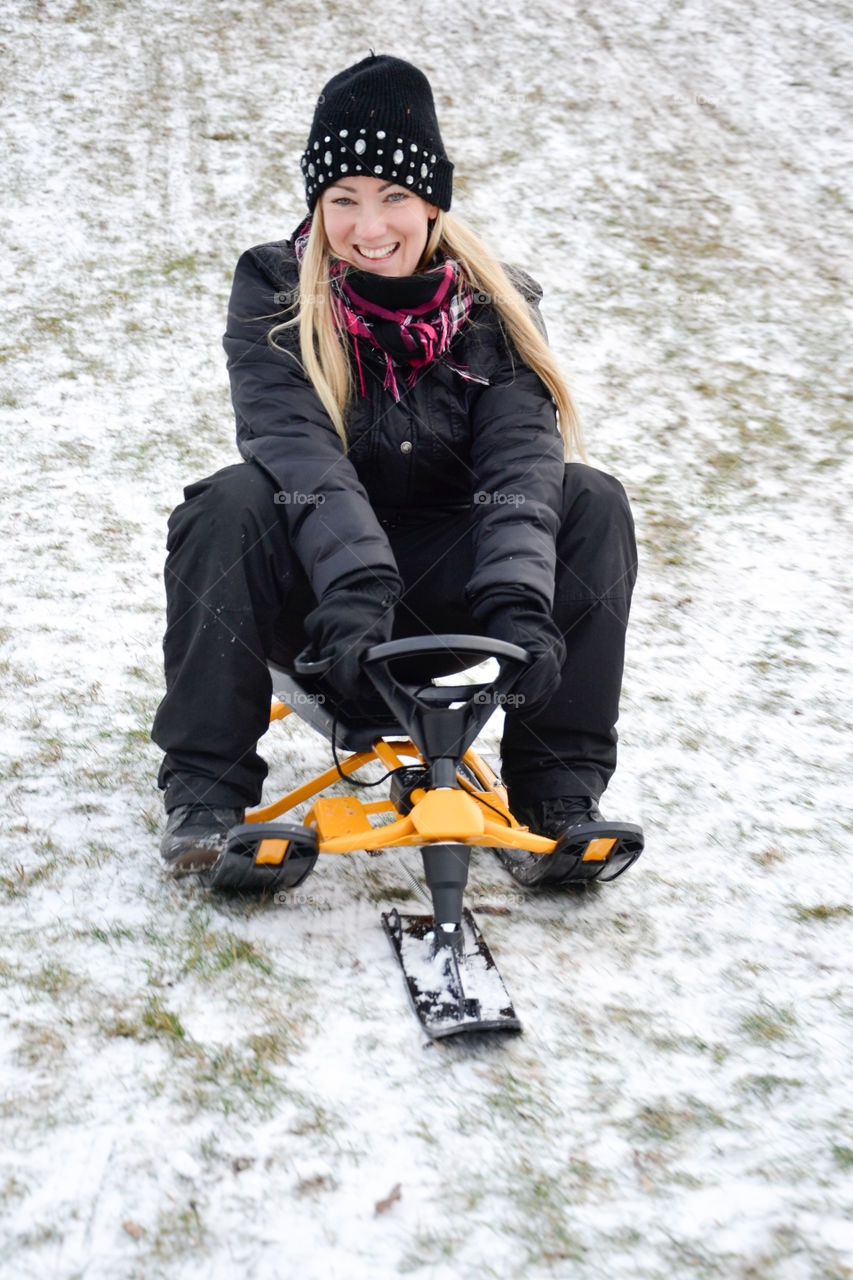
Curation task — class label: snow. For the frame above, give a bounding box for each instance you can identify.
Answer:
[1,0,852,1276]
[389,908,520,1032]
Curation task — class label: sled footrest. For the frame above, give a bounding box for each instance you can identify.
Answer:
[543,821,644,885]
[497,821,644,888]
[204,822,319,893]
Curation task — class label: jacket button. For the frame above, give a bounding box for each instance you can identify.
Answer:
[400,440,413,454]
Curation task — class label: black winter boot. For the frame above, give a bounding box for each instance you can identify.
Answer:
[495,796,602,887]
[514,795,603,840]
[496,795,643,888]
[160,805,245,877]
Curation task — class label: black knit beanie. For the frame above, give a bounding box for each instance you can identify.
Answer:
[301,54,453,212]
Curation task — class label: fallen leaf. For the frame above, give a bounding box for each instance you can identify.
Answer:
[374,1182,401,1215]
[122,1220,144,1239]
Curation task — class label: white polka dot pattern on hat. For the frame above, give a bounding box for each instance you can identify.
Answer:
[301,126,450,207]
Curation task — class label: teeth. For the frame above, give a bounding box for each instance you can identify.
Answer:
[358,243,398,260]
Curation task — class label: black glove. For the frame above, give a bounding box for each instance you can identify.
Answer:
[304,573,401,705]
[479,599,566,718]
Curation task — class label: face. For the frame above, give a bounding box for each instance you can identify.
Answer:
[320,175,439,277]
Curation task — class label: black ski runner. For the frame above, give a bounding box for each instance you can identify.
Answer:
[382,907,521,1038]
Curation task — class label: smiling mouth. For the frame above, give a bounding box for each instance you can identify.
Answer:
[355,243,399,261]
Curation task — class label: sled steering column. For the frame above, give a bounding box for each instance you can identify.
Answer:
[362,635,529,951]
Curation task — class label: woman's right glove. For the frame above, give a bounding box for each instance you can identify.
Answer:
[476,597,566,718]
[304,572,401,705]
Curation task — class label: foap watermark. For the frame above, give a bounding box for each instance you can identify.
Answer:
[664,91,718,109]
[286,689,326,706]
[273,890,330,911]
[478,88,538,113]
[473,891,527,912]
[473,490,526,507]
[274,490,326,506]
[469,289,529,307]
[276,286,518,309]
[273,290,326,306]
[472,689,526,709]
[672,291,728,311]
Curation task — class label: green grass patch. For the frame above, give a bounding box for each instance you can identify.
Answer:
[510,1158,588,1265]
[150,1196,208,1262]
[738,1074,804,1100]
[632,1097,727,1143]
[181,909,275,979]
[791,903,853,923]
[740,1002,797,1044]
[398,1226,469,1273]
[13,1022,68,1068]
[142,996,187,1042]
[639,507,696,567]
[0,853,59,900]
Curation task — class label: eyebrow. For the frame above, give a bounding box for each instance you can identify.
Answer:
[327,181,399,193]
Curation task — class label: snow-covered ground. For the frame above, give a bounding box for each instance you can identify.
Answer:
[1,0,852,1276]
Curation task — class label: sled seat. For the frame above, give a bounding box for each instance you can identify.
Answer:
[267,660,404,752]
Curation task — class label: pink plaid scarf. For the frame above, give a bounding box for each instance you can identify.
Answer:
[293,218,486,399]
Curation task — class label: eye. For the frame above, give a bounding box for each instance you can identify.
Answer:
[329,196,354,206]
[386,191,409,203]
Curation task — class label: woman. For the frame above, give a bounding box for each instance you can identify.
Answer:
[151,54,639,886]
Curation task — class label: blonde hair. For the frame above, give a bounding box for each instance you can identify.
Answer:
[269,206,584,458]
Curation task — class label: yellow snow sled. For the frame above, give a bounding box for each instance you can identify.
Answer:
[210,635,643,1036]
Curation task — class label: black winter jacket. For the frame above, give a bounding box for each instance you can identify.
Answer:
[222,237,565,613]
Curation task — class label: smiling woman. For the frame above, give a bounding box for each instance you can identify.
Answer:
[150,54,642,883]
[321,178,438,276]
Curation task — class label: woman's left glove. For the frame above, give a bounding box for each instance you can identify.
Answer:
[304,572,401,703]
[476,597,566,718]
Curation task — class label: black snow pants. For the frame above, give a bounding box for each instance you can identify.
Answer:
[150,461,637,813]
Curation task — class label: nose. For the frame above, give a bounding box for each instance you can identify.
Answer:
[354,205,387,243]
